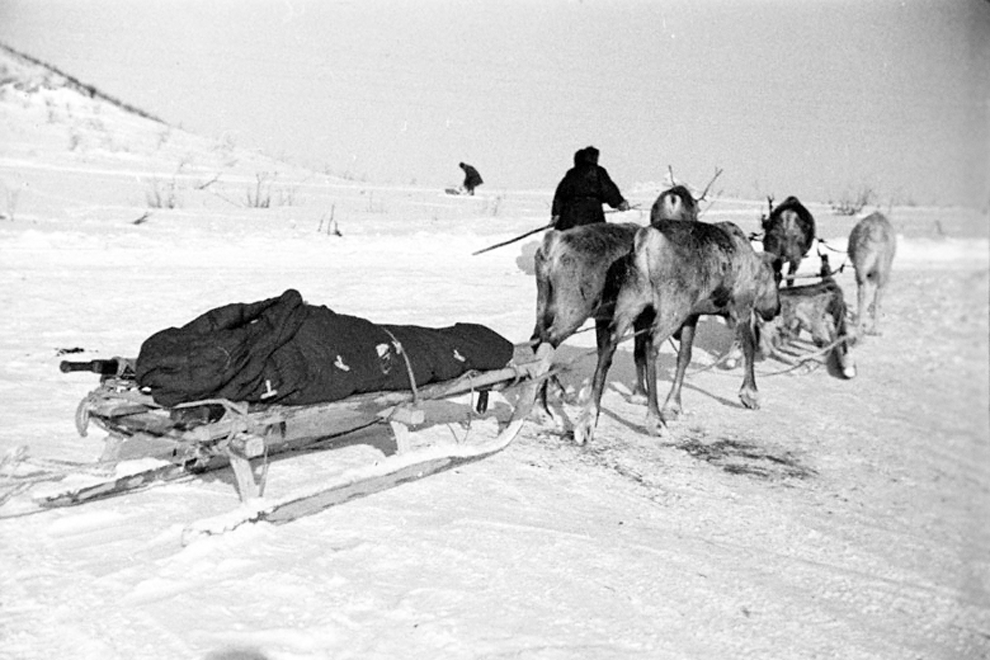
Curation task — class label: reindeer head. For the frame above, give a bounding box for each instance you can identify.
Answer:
[652,185,698,224]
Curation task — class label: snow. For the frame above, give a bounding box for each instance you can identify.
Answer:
[1,52,989,660]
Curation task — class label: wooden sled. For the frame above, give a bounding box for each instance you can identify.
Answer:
[0,345,553,542]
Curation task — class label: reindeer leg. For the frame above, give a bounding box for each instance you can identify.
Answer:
[869,280,885,335]
[661,316,697,422]
[531,333,557,414]
[641,328,661,434]
[857,277,879,337]
[773,260,784,287]
[574,328,620,446]
[575,291,650,444]
[737,312,761,409]
[531,254,567,413]
[786,260,799,287]
[819,311,857,379]
[535,350,566,415]
[854,280,867,339]
[723,315,742,369]
[631,308,655,399]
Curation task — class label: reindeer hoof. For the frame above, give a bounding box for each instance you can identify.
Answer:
[529,405,554,424]
[573,411,597,446]
[645,412,667,436]
[739,389,760,410]
[721,345,743,370]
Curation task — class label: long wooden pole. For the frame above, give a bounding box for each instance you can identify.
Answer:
[472,222,554,256]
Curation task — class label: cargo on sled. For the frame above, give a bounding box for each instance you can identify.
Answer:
[0,290,553,541]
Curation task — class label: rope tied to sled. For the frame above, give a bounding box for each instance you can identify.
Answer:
[379,326,420,405]
[757,333,853,377]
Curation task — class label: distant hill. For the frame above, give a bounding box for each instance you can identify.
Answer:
[0,41,165,124]
[0,42,340,221]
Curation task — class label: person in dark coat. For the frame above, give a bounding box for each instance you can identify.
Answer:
[459,162,483,195]
[551,146,629,230]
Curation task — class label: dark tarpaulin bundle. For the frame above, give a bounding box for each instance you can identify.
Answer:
[135,289,515,407]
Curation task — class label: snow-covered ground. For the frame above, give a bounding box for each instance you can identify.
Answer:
[1,48,988,660]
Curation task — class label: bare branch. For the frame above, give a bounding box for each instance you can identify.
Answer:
[196,173,221,191]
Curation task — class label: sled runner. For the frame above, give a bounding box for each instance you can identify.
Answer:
[0,345,553,541]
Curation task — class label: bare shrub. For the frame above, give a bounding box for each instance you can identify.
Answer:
[478,193,505,216]
[145,177,180,209]
[45,97,57,123]
[364,190,386,213]
[156,127,171,150]
[0,179,20,220]
[275,185,297,207]
[246,172,272,208]
[830,185,876,216]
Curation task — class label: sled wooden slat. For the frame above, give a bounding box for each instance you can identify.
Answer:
[5,347,555,527]
[181,347,550,541]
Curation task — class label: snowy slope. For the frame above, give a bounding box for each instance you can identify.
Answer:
[1,48,988,660]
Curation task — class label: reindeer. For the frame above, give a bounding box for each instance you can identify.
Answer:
[649,166,722,226]
[760,253,856,378]
[531,169,725,411]
[762,195,816,286]
[847,211,896,336]
[650,185,698,224]
[574,220,780,445]
[531,222,646,405]
[531,222,642,350]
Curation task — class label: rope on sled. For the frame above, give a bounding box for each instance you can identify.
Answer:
[0,445,118,511]
[518,323,738,377]
[379,326,420,405]
[757,334,852,377]
[516,315,853,385]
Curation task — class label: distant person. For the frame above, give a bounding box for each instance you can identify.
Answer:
[459,162,483,195]
[551,146,629,230]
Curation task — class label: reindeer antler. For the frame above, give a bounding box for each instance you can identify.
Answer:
[696,166,724,202]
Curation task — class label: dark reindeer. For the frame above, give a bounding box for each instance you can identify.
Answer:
[762,195,816,286]
[574,220,780,445]
[760,253,856,378]
[847,211,896,336]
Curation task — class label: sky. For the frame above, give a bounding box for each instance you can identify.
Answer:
[0,0,987,208]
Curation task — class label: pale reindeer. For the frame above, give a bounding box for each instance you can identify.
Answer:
[847,211,896,336]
